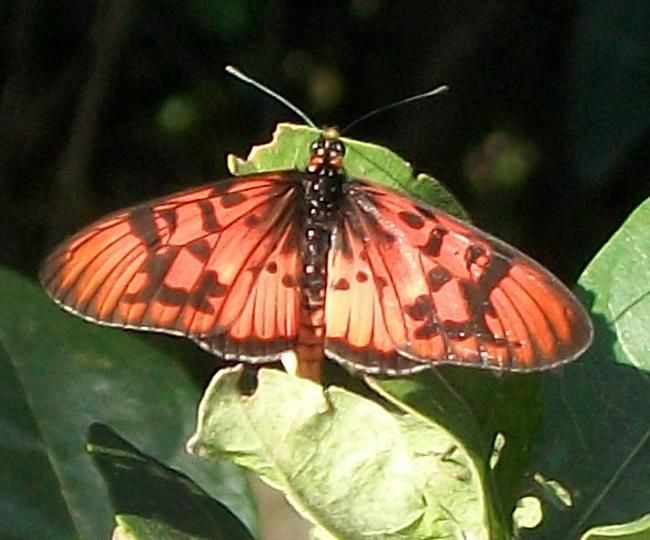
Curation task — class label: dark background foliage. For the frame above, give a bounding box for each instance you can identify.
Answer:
[1,0,648,283]
[1,2,649,539]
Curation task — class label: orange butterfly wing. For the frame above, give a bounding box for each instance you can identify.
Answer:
[41,173,304,361]
[325,181,593,374]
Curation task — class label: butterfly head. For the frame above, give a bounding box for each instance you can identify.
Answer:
[307,128,346,175]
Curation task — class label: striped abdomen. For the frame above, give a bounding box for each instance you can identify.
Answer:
[295,138,346,378]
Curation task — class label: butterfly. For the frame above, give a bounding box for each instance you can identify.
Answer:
[40,126,593,380]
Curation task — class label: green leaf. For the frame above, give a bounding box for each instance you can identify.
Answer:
[582,198,650,367]
[88,424,254,540]
[527,197,650,538]
[113,515,205,540]
[580,514,650,540]
[227,123,469,220]
[369,368,544,534]
[188,365,505,540]
[0,267,257,540]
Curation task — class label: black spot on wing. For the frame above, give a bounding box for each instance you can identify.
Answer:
[282,274,298,288]
[145,271,229,319]
[187,239,211,262]
[333,278,350,290]
[398,210,425,230]
[427,266,452,291]
[440,320,470,340]
[405,295,442,342]
[158,285,188,307]
[129,206,161,251]
[199,200,220,232]
[244,213,261,227]
[414,321,439,339]
[356,271,368,283]
[457,255,515,350]
[188,270,229,313]
[221,192,246,208]
[158,208,177,235]
[124,247,179,303]
[374,275,388,288]
[465,244,488,270]
[405,295,433,321]
[420,228,447,257]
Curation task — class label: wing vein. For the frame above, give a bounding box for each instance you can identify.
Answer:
[204,190,300,342]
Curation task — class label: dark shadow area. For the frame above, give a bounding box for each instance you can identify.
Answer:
[87,423,254,540]
[1,2,648,285]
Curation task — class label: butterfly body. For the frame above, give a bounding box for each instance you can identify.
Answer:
[41,127,593,379]
[294,134,347,377]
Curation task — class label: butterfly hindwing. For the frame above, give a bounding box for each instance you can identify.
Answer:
[324,180,593,374]
[41,173,304,361]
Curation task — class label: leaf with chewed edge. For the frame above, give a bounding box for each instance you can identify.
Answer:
[188,366,507,540]
[228,122,469,221]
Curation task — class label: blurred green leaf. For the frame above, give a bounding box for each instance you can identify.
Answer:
[188,366,505,540]
[228,123,469,220]
[0,267,257,540]
[527,197,650,538]
[186,0,253,37]
[464,130,538,193]
[157,95,200,135]
[569,1,650,189]
[88,424,254,540]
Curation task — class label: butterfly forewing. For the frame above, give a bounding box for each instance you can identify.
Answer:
[324,180,593,374]
[41,172,304,362]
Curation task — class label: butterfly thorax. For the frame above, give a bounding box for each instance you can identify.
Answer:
[301,134,346,293]
[295,134,346,374]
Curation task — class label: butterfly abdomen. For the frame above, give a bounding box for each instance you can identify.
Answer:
[295,135,346,377]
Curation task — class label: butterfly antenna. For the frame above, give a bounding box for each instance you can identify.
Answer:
[341,84,450,134]
[226,65,318,129]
